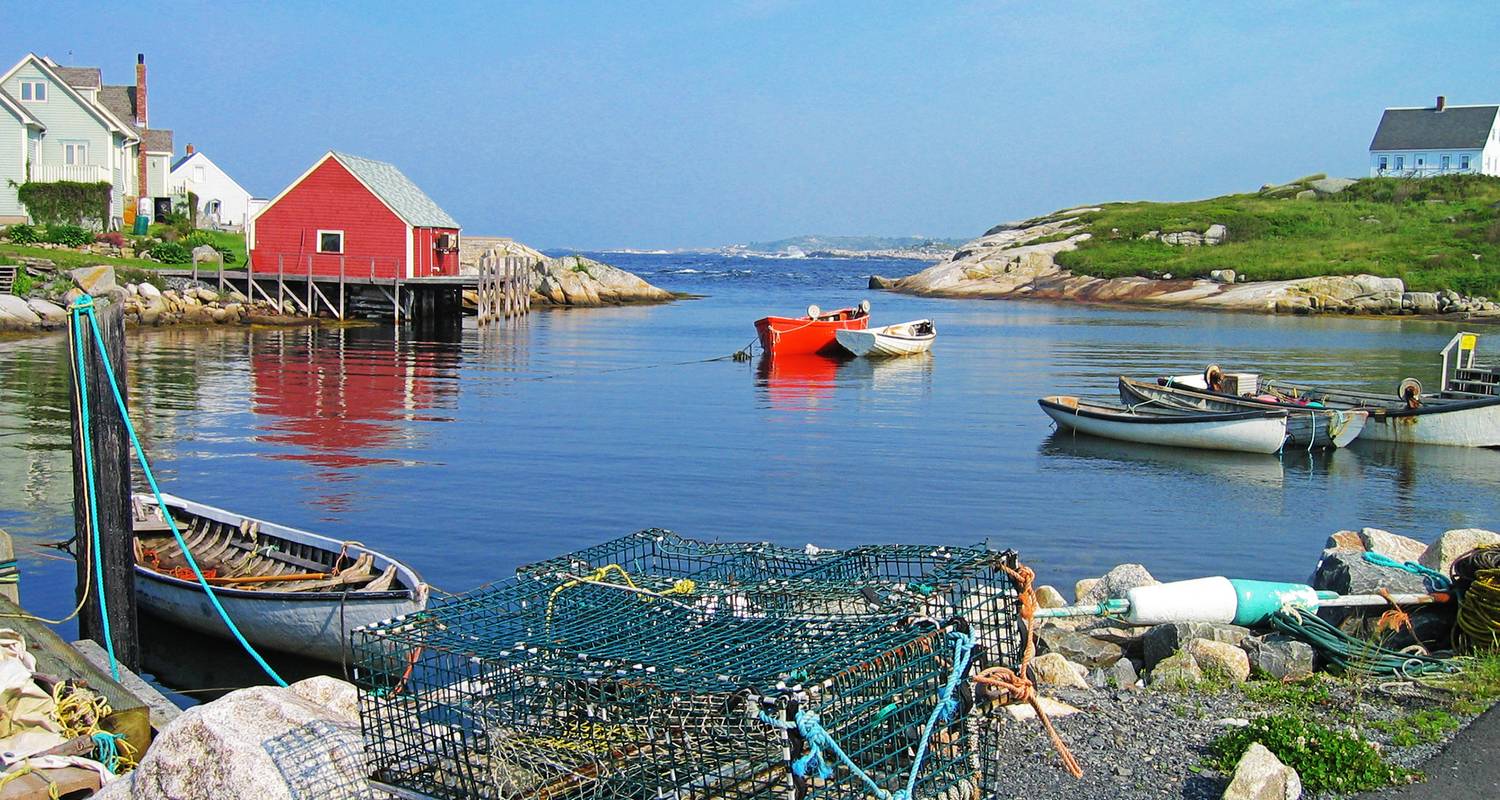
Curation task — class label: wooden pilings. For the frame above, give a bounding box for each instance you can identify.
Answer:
[65,299,140,672]
[476,253,534,325]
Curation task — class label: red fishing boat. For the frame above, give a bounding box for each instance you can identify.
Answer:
[755,302,871,356]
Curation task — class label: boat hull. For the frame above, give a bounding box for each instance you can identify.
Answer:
[835,320,935,357]
[1040,396,1288,454]
[1119,378,1369,448]
[134,493,428,664]
[755,312,868,356]
[1264,380,1500,448]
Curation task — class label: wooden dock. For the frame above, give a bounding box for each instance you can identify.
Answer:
[155,247,534,327]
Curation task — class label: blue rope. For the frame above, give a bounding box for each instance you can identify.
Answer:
[757,629,977,799]
[71,298,288,687]
[91,731,127,773]
[1362,551,1451,592]
[71,302,117,681]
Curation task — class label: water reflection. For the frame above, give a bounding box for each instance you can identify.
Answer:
[756,354,841,409]
[249,326,463,512]
[1039,430,1293,489]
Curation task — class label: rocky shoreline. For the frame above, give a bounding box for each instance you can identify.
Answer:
[999,525,1500,799]
[872,211,1500,319]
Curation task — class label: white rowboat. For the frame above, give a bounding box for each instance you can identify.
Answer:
[834,319,936,357]
[1039,395,1289,454]
[132,493,429,663]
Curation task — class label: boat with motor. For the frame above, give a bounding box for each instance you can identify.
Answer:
[1038,395,1289,454]
[834,319,936,357]
[131,493,429,663]
[1118,376,1369,449]
[1163,332,1500,448]
[754,301,871,356]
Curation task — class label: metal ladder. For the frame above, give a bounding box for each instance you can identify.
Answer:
[1441,332,1500,396]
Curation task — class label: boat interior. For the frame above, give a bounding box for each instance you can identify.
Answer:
[130,496,405,594]
[883,320,936,337]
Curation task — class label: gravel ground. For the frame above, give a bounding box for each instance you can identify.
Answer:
[973,679,1484,800]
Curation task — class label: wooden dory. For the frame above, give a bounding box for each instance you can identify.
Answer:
[1118,377,1369,449]
[131,493,429,663]
[755,304,870,356]
[1039,395,1289,454]
[835,319,936,357]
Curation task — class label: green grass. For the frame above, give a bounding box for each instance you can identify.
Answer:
[1049,174,1500,297]
[0,243,162,273]
[1370,709,1461,747]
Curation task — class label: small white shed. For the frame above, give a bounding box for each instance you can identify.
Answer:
[168,148,254,228]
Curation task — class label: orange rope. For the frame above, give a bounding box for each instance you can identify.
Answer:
[976,562,1083,779]
[1375,587,1420,645]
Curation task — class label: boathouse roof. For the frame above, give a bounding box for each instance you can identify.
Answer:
[328,151,460,229]
[1369,104,1499,151]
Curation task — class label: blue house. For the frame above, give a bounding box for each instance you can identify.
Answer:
[1368,96,1500,178]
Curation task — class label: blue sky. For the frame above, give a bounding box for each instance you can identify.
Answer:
[13,1,1500,248]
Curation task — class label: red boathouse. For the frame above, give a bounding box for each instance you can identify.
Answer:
[249,151,461,279]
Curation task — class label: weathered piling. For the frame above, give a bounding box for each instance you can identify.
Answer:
[0,527,16,604]
[66,299,140,672]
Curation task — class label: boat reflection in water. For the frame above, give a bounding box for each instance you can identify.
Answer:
[1038,429,1313,489]
[756,351,934,411]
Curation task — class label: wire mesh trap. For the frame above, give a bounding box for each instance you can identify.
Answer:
[355,536,1024,799]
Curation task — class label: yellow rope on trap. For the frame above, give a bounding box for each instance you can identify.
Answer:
[50,682,137,774]
[544,564,696,637]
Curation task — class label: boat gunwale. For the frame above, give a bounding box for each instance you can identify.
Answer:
[135,493,422,603]
[1262,379,1500,417]
[1128,377,1366,418]
[1039,396,1289,425]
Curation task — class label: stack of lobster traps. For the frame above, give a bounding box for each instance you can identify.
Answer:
[353,529,1028,799]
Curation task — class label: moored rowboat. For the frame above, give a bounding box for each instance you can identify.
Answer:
[1260,380,1500,448]
[131,493,429,663]
[1118,376,1369,449]
[834,319,936,357]
[755,302,871,356]
[1039,395,1289,454]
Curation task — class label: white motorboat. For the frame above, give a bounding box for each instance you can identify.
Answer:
[834,319,936,357]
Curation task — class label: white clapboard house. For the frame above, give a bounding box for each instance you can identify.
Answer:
[1369,96,1500,178]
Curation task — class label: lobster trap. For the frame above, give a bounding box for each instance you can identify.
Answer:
[356,535,1024,799]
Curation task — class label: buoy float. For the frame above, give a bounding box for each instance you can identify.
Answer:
[1035,577,1443,627]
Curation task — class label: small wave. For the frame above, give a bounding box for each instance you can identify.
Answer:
[662,268,702,274]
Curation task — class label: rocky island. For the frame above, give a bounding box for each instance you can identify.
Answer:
[877,174,1500,317]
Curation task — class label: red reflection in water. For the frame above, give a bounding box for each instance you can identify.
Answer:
[756,354,842,409]
[251,328,460,475]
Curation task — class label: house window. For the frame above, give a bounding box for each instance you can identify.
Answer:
[1461,155,1471,170]
[193,165,205,183]
[1378,156,1388,171]
[63,142,88,166]
[1442,155,1451,171]
[19,81,46,102]
[317,230,344,254]
[1395,155,1405,170]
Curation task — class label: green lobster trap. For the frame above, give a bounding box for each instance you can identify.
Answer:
[355,536,1024,799]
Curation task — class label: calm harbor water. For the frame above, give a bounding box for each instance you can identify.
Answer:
[1,252,1496,687]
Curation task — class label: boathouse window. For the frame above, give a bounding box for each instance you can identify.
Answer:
[19,81,45,102]
[317,230,344,254]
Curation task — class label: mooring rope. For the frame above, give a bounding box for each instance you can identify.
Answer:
[757,627,977,800]
[70,298,287,687]
[1362,552,1451,592]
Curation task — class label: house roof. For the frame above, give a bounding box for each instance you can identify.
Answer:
[330,151,460,228]
[0,87,44,129]
[54,66,102,89]
[98,85,137,129]
[171,150,200,171]
[0,55,137,141]
[1370,105,1500,151]
[143,129,173,153]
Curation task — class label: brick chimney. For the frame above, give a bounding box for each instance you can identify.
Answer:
[1436,95,1446,112]
[136,54,149,212]
[186,143,195,155]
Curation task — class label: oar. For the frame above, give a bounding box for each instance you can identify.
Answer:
[1032,577,1449,628]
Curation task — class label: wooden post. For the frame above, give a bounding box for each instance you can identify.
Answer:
[246,254,254,305]
[66,300,139,672]
[339,256,346,319]
[0,527,16,605]
[306,255,314,317]
[394,276,401,326]
[218,253,225,293]
[277,254,285,312]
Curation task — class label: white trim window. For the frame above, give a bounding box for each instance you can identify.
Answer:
[316,230,345,254]
[1461,155,1471,171]
[19,81,46,102]
[63,141,89,166]
[1378,155,1388,172]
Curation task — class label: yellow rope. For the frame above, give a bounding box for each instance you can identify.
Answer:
[48,682,137,773]
[0,763,62,798]
[543,565,695,637]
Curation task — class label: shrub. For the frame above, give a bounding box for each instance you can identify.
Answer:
[94,231,127,248]
[43,224,93,248]
[183,230,215,248]
[16,181,111,227]
[4,223,40,244]
[147,241,192,264]
[214,245,238,264]
[1208,714,1410,793]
